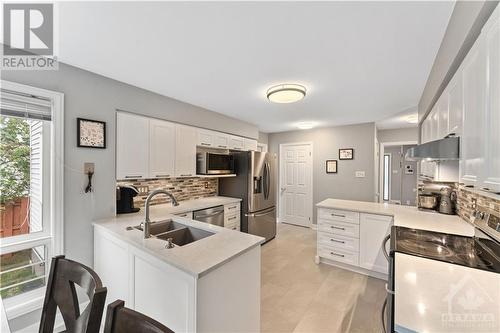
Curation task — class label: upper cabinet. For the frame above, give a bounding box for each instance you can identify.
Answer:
[483,12,500,192]
[244,138,258,151]
[229,135,245,151]
[175,125,197,177]
[447,71,463,136]
[116,112,149,180]
[436,94,448,139]
[197,129,214,148]
[214,132,230,149]
[149,119,175,178]
[461,39,487,186]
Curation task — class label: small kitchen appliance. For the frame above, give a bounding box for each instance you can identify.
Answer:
[116,184,140,214]
[196,152,234,175]
[438,186,456,214]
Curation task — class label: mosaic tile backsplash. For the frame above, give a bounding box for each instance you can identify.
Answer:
[457,185,500,222]
[121,177,218,207]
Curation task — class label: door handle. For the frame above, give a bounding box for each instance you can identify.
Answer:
[245,207,275,217]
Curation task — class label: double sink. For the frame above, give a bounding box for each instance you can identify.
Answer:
[130,219,214,247]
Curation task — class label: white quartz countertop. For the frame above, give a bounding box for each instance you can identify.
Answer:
[395,252,499,333]
[316,199,475,236]
[93,196,264,278]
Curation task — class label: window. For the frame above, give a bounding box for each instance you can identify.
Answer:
[0,81,64,318]
[383,154,391,202]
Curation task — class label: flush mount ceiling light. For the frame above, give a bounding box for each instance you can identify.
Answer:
[296,122,315,130]
[406,115,418,124]
[267,84,306,104]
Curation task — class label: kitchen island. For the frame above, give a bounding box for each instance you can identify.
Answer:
[93,197,264,333]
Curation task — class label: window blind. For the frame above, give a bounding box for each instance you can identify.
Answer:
[0,89,52,121]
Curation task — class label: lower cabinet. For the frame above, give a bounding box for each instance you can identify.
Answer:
[316,208,393,278]
[224,202,241,231]
[359,214,392,274]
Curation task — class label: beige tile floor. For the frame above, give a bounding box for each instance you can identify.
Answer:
[261,223,387,333]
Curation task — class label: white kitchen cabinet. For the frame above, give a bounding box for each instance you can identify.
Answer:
[359,213,392,274]
[214,132,230,149]
[149,119,175,178]
[460,39,487,186]
[482,12,500,192]
[429,107,439,141]
[436,94,449,139]
[447,71,463,136]
[116,112,149,179]
[244,138,258,151]
[229,135,245,151]
[197,129,214,148]
[421,117,431,143]
[175,125,197,177]
[224,202,241,231]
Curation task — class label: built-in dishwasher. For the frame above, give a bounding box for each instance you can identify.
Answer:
[193,205,225,227]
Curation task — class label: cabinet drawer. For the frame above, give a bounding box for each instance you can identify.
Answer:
[318,219,360,239]
[225,214,240,226]
[174,211,193,219]
[318,245,359,266]
[318,233,359,253]
[224,202,240,214]
[318,208,359,224]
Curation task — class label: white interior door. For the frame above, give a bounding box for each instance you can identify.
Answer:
[279,143,313,227]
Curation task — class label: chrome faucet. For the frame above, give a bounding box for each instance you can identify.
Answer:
[143,189,179,238]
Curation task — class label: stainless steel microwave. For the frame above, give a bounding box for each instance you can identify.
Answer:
[196,152,234,175]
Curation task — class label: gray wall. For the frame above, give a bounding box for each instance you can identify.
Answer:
[418,1,499,121]
[377,128,418,143]
[1,62,258,267]
[258,132,269,145]
[268,123,376,222]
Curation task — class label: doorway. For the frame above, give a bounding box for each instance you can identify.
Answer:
[381,144,418,206]
[278,142,313,227]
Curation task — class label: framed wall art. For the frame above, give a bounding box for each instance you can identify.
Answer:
[77,118,106,148]
[326,160,338,174]
[339,148,354,160]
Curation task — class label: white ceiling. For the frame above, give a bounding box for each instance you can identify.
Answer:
[376,106,418,130]
[57,1,454,133]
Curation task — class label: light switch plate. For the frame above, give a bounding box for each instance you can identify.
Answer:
[355,171,365,178]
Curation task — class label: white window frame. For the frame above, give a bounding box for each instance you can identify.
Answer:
[383,153,391,202]
[0,80,64,319]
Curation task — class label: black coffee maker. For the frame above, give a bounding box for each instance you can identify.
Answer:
[116,184,140,214]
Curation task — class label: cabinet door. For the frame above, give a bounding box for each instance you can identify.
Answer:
[244,138,258,151]
[359,214,392,274]
[429,108,439,141]
[447,71,463,136]
[229,135,245,151]
[149,119,175,178]
[214,133,230,149]
[116,112,149,179]
[461,40,486,186]
[197,129,214,148]
[437,95,449,139]
[483,15,500,192]
[421,118,431,143]
[175,125,197,177]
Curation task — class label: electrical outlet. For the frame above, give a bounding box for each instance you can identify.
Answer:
[84,162,95,174]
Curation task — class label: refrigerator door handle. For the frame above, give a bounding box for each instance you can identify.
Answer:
[245,206,275,217]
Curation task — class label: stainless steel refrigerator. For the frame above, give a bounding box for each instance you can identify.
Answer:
[219,151,276,242]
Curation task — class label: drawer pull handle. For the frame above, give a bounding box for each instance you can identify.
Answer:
[330,252,345,258]
[228,206,237,210]
[155,174,170,178]
[331,239,345,244]
[331,213,346,218]
[125,175,142,179]
[218,145,227,148]
[331,226,345,231]
[180,174,192,177]
[228,216,237,220]
[201,143,211,146]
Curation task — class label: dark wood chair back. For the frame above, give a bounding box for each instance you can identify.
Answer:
[39,255,107,333]
[104,300,174,333]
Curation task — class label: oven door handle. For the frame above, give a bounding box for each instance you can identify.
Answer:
[381,297,387,333]
[382,234,391,261]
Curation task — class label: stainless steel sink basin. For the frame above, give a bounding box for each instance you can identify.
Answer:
[155,226,214,246]
[128,219,185,236]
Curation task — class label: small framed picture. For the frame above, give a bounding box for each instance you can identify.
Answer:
[77,118,106,149]
[326,160,338,174]
[339,148,354,160]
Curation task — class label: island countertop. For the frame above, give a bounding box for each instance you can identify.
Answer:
[316,198,474,236]
[93,196,264,278]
